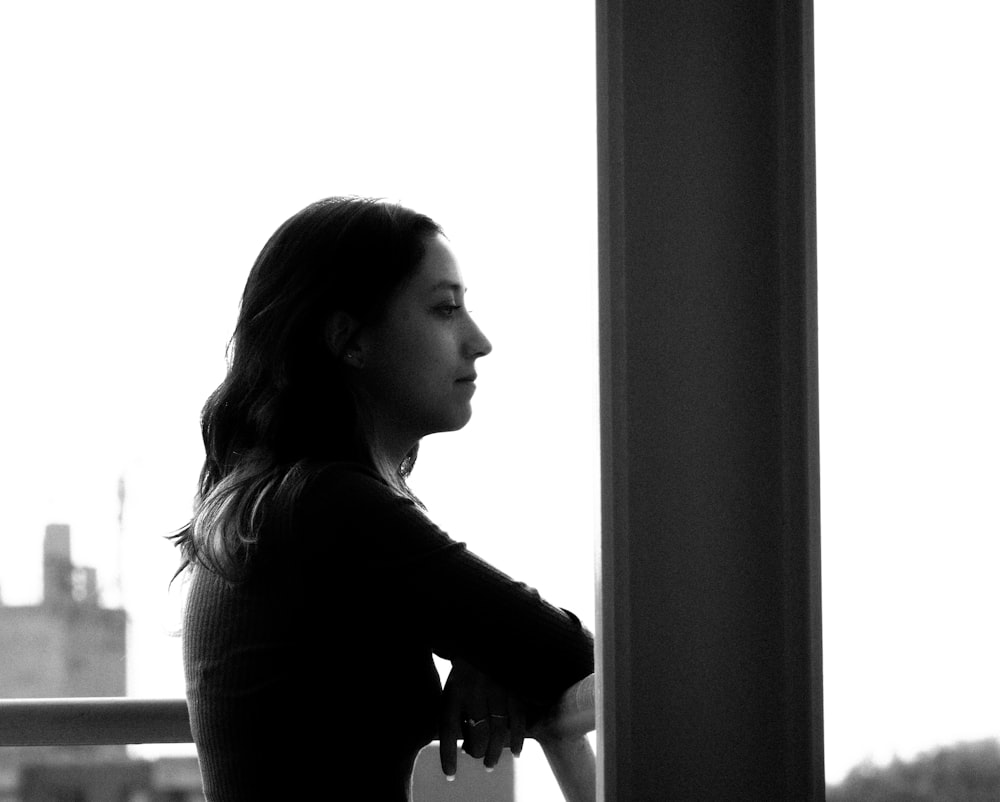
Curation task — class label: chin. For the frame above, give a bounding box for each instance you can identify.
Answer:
[435,406,473,434]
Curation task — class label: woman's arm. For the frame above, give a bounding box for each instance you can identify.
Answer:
[529,673,595,742]
[307,464,597,797]
[531,674,596,802]
[540,736,596,802]
[314,465,595,710]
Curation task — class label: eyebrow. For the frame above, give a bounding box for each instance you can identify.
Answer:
[428,280,465,293]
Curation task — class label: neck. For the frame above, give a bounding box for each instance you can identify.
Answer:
[368,420,419,480]
[349,387,418,476]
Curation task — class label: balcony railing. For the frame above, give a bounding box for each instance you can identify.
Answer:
[0,692,595,801]
[0,697,191,747]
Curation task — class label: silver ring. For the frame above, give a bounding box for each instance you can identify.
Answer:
[464,717,487,728]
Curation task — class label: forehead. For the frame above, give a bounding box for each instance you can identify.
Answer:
[411,235,465,293]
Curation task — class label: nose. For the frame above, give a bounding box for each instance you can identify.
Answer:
[466,317,492,359]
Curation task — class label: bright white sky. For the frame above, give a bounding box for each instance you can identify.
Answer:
[0,0,997,795]
[816,0,1000,784]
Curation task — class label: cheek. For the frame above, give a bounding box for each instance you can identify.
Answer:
[366,341,437,403]
[396,330,455,377]
[362,324,462,410]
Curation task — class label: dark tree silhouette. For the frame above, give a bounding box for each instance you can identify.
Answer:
[827,739,1000,802]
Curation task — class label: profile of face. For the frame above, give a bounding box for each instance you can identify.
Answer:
[345,234,493,457]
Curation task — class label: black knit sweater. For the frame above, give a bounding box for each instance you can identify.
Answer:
[183,462,595,800]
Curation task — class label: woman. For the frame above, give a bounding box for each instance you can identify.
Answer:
[173,197,595,800]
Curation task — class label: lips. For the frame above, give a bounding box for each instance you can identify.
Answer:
[456,374,477,383]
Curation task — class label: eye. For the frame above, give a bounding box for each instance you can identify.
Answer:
[435,304,462,317]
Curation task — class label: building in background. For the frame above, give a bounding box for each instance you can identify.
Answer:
[0,524,126,700]
[0,524,202,802]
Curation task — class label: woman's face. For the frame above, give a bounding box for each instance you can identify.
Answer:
[351,234,492,455]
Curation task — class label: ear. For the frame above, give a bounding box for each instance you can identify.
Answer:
[325,310,363,366]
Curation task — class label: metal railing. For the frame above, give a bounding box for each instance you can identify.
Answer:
[0,694,595,801]
[0,692,596,802]
[0,697,191,747]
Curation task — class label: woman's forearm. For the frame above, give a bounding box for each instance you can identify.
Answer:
[540,734,596,802]
[532,674,596,802]
[532,673,595,742]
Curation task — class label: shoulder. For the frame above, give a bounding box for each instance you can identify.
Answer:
[308,460,388,491]
[302,460,411,511]
[296,460,442,542]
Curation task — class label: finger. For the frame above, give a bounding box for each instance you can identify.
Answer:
[484,682,513,768]
[484,683,510,770]
[439,718,460,779]
[484,713,509,770]
[439,694,462,779]
[461,715,489,759]
[508,696,526,758]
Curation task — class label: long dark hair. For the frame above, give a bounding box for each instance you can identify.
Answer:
[172,197,442,580]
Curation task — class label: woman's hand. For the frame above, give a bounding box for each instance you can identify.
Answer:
[438,659,526,780]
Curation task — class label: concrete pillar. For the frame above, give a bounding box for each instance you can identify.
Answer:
[596,1,824,798]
